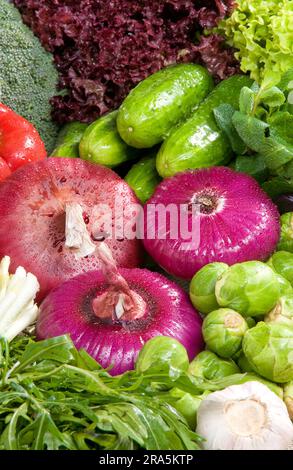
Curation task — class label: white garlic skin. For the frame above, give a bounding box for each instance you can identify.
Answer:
[196,381,293,450]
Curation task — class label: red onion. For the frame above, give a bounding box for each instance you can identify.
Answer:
[36,267,203,375]
[0,158,142,300]
[143,167,280,279]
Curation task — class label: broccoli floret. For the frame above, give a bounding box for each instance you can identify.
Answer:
[0,0,59,152]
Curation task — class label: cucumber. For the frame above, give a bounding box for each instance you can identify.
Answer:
[156,75,253,178]
[51,122,88,158]
[125,155,162,204]
[79,111,139,167]
[117,64,213,149]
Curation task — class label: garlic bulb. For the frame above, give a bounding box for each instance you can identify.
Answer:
[196,381,293,450]
[0,256,40,341]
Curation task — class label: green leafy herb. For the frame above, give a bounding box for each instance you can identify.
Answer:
[213,104,247,154]
[0,335,203,451]
[262,177,293,198]
[232,112,269,153]
[213,72,293,183]
[239,87,255,115]
[260,87,286,108]
[233,154,269,183]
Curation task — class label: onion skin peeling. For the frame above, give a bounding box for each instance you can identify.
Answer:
[37,267,203,375]
[143,167,280,280]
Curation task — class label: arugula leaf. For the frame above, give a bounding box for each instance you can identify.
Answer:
[213,104,247,154]
[73,431,131,450]
[14,335,75,373]
[232,111,269,152]
[0,403,29,450]
[0,336,203,451]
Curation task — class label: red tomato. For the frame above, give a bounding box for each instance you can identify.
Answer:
[0,103,46,180]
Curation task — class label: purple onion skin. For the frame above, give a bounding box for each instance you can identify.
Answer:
[37,268,203,375]
[275,194,293,215]
[143,167,280,280]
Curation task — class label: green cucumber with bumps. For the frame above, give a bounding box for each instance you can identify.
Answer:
[156,75,253,178]
[51,122,88,158]
[117,64,213,149]
[125,155,162,204]
[79,111,139,167]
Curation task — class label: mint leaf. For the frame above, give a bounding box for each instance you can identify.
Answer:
[259,137,293,171]
[234,154,269,183]
[262,177,293,198]
[239,87,255,114]
[269,112,293,146]
[260,87,286,108]
[213,104,247,154]
[232,111,269,152]
[283,160,293,178]
[259,112,293,171]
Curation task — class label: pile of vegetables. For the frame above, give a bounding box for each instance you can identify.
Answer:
[1,334,292,450]
[0,335,202,450]
[0,0,293,452]
[190,259,293,381]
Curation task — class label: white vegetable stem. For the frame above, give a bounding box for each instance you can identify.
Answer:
[196,381,293,450]
[65,202,96,258]
[64,203,145,320]
[0,256,40,341]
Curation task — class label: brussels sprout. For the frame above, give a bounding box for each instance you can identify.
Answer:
[202,309,248,358]
[278,213,293,253]
[246,317,256,328]
[284,381,293,419]
[170,389,210,428]
[275,274,293,297]
[189,350,240,380]
[215,261,280,317]
[136,336,189,376]
[268,251,293,286]
[237,352,255,372]
[214,373,283,399]
[243,322,293,383]
[264,294,293,326]
[189,263,229,314]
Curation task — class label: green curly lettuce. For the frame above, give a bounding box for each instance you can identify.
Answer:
[217,0,293,87]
